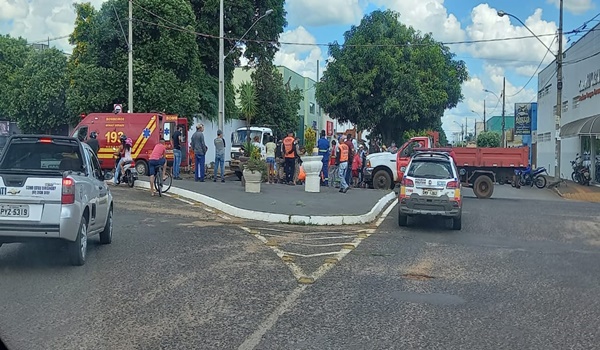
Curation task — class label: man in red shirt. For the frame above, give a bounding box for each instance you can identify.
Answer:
[149,138,167,196]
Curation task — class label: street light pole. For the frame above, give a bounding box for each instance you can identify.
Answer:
[128,0,133,113]
[218,0,225,132]
[501,77,506,147]
[498,2,563,180]
[483,100,486,131]
[217,7,273,133]
[555,0,564,182]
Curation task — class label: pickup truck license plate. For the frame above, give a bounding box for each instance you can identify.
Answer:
[422,189,438,196]
[0,205,29,217]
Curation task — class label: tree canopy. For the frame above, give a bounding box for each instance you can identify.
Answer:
[250,62,303,137]
[315,10,468,145]
[0,35,31,119]
[10,48,70,133]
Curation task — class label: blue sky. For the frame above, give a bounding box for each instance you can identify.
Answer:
[1,0,598,141]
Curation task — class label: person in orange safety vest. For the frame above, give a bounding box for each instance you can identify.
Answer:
[336,136,350,193]
[282,130,297,185]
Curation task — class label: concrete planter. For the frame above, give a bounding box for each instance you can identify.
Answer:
[301,155,323,193]
[243,169,262,193]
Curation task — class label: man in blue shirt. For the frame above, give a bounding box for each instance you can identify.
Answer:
[318,130,330,186]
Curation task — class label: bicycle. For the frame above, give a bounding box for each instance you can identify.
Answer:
[153,163,173,197]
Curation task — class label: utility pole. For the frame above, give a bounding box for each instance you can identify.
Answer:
[554,0,564,182]
[128,0,133,113]
[218,0,225,132]
[501,77,506,147]
[483,100,486,131]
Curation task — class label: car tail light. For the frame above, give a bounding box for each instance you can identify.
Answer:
[62,178,75,204]
[402,178,414,187]
[446,180,459,189]
[38,138,52,143]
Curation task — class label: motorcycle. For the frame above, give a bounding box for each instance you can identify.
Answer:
[513,165,548,189]
[571,153,591,186]
[118,160,138,187]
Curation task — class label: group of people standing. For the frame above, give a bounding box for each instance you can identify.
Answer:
[319,131,367,193]
[186,123,227,183]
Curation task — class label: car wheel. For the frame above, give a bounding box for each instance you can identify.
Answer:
[373,169,392,190]
[69,216,88,266]
[473,176,493,199]
[398,212,408,227]
[452,216,462,230]
[135,160,148,176]
[99,207,113,244]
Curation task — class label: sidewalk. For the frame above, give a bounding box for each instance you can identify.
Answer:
[135,177,397,225]
[552,180,600,203]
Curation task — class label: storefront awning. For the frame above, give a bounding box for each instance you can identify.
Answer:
[560,114,600,137]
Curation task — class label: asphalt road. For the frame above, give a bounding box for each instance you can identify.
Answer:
[1,185,599,349]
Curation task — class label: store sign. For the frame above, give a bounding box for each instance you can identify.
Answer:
[514,103,532,135]
[579,68,600,92]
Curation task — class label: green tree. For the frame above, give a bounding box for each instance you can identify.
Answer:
[316,10,467,145]
[0,35,31,118]
[251,62,303,136]
[476,131,501,147]
[67,0,210,121]
[238,81,257,126]
[10,48,69,133]
[189,0,287,121]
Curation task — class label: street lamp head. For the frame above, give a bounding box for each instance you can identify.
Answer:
[265,9,274,15]
[497,10,506,17]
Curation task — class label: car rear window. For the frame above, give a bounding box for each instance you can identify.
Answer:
[407,159,454,179]
[0,141,83,172]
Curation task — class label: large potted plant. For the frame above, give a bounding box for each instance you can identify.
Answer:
[301,126,323,192]
[243,156,267,193]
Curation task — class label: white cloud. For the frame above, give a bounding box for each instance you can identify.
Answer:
[286,0,363,27]
[465,4,558,68]
[1,0,108,51]
[373,0,466,42]
[547,0,594,14]
[442,63,538,139]
[273,26,326,79]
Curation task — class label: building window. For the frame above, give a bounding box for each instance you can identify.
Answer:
[562,101,568,113]
[538,84,551,99]
[309,102,315,114]
[572,97,579,109]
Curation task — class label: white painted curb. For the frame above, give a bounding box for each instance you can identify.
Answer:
[134,181,396,225]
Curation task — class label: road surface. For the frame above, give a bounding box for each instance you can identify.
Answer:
[1,185,599,349]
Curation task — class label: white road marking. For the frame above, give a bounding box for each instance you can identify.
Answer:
[285,242,354,247]
[204,208,214,212]
[283,251,340,258]
[374,199,398,227]
[237,285,307,350]
[219,214,232,220]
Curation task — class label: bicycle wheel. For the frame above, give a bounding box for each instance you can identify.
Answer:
[155,168,162,197]
[162,172,173,193]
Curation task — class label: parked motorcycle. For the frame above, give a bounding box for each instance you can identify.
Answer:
[513,165,548,189]
[571,153,591,186]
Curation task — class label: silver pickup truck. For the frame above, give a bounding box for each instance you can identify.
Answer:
[0,135,113,266]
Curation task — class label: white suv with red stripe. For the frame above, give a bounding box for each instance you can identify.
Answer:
[398,151,462,230]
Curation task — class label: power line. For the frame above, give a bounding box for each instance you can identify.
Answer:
[508,36,557,98]
[563,50,600,65]
[28,34,70,44]
[129,0,567,49]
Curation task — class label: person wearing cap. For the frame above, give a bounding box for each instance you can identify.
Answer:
[191,124,208,182]
[213,129,226,182]
[317,130,330,186]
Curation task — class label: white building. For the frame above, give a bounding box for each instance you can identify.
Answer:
[537,23,600,181]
